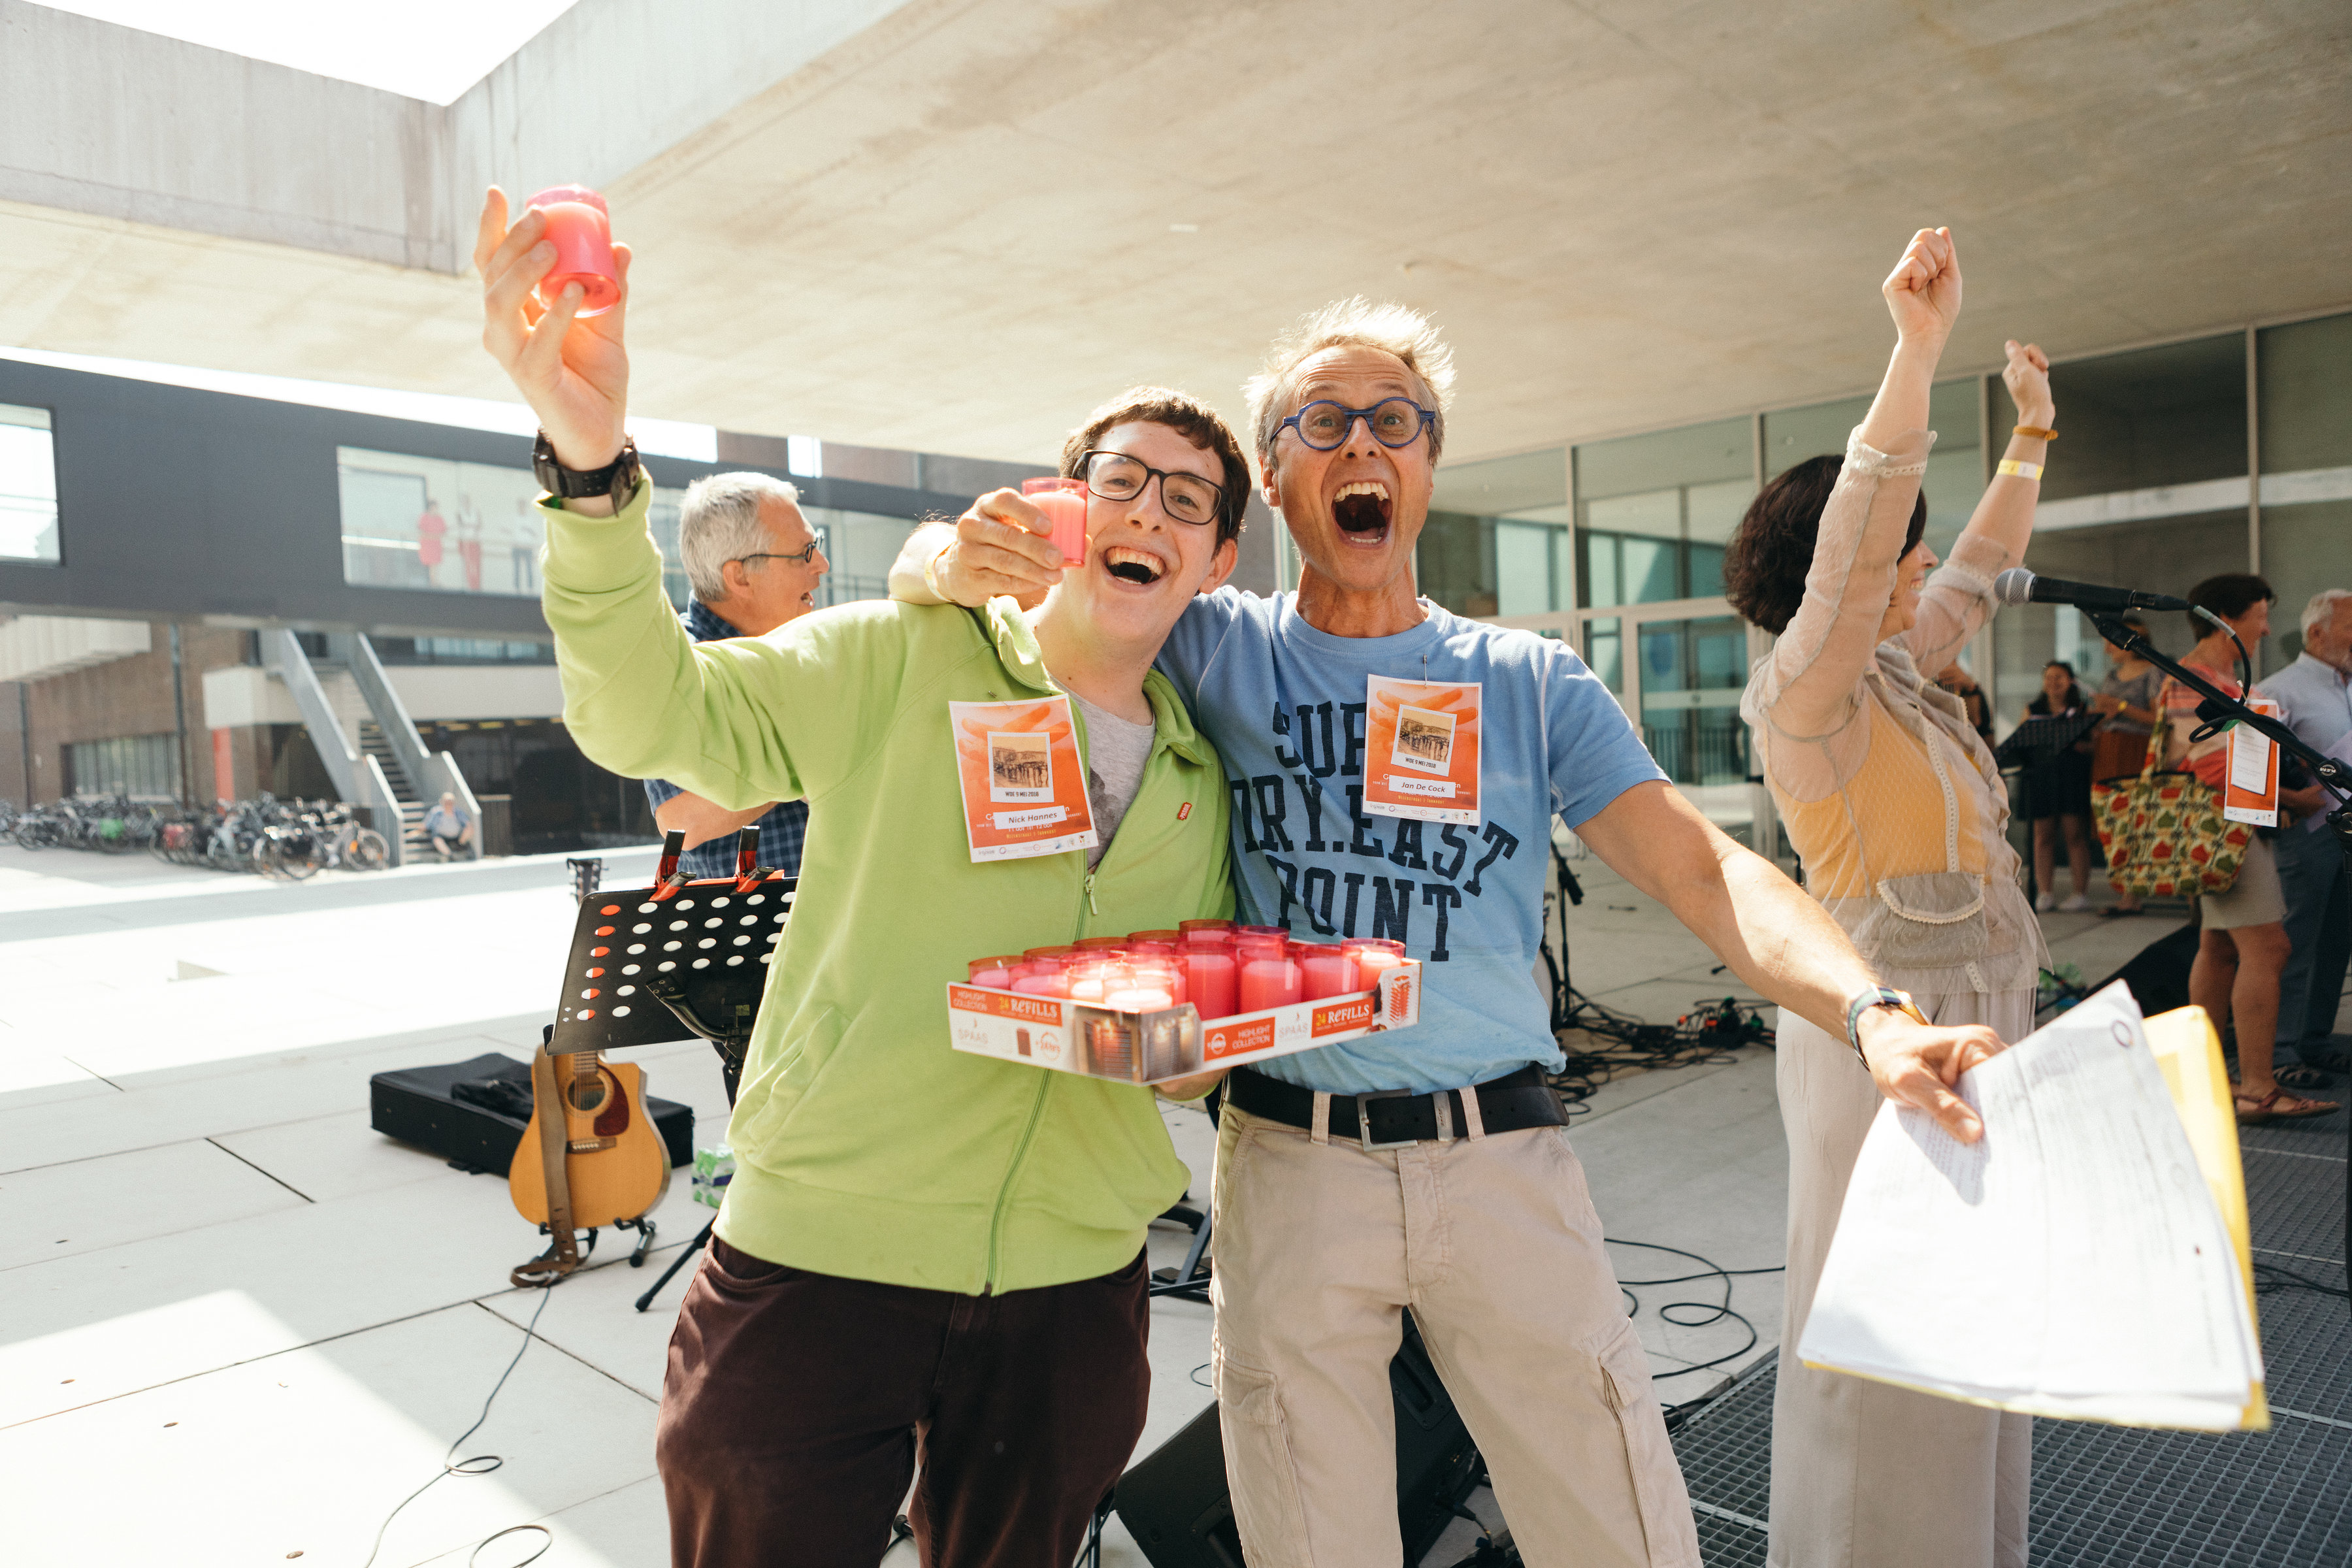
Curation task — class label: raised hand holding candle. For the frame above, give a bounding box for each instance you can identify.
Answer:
[526,186,620,318]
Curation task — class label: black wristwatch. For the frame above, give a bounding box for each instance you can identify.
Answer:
[533,431,642,508]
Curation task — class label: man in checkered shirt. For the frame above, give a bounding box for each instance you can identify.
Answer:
[642,472,830,877]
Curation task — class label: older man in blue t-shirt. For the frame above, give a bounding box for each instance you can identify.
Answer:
[896,304,2006,1565]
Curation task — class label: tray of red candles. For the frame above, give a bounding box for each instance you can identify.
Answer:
[945,921,1422,1085]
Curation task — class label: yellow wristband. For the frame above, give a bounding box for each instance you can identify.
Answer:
[1997,459,2043,480]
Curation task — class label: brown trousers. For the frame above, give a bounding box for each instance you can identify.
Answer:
[656,1237,1150,1568]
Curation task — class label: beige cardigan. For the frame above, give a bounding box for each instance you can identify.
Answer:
[1740,428,2047,997]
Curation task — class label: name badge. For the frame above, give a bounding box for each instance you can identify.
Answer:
[1362,676,1481,825]
[949,695,1100,862]
[2222,697,2283,828]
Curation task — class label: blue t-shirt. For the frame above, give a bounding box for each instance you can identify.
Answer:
[1154,589,1665,1095]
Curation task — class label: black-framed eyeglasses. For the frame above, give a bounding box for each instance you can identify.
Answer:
[1274,398,1437,452]
[1077,449,1226,527]
[732,538,824,570]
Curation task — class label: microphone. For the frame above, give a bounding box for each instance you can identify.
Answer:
[1993,568,2190,613]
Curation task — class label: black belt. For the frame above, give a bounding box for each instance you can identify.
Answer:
[1222,1064,1563,1151]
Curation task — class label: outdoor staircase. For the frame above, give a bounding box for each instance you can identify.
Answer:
[358,720,429,854]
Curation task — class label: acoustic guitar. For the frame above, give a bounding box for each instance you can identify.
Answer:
[508,1045,670,1233]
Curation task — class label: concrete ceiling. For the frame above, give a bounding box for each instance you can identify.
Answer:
[3,0,2346,471]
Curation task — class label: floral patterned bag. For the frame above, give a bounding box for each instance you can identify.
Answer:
[2091,709,2249,898]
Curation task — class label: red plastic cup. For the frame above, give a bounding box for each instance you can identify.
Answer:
[526,186,619,318]
[1022,476,1089,569]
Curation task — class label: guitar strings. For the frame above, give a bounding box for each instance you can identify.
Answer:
[360,1281,561,1568]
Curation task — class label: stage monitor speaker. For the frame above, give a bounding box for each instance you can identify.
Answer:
[371,1051,693,1175]
[2093,918,2200,1017]
[1115,1313,1480,1566]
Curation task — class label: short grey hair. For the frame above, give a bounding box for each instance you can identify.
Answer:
[2300,587,2352,643]
[678,472,802,602]
[1243,297,1458,469]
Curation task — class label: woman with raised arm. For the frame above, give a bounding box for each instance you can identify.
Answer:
[1724,228,2053,1568]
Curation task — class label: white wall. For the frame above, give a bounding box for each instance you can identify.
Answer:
[202,661,562,727]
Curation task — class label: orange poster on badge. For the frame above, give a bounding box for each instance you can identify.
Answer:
[1362,676,1480,826]
[2223,698,2283,828]
[949,696,1100,862]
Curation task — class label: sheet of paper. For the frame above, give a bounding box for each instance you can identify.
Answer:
[2224,697,2281,826]
[1798,983,2262,1430]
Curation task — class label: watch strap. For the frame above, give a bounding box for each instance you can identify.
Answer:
[1844,984,1925,1069]
[533,432,641,506]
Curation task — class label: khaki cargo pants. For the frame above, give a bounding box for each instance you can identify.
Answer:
[1209,1100,1702,1567]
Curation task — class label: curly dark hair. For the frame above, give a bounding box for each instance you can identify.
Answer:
[1060,386,1250,549]
[1722,455,1927,635]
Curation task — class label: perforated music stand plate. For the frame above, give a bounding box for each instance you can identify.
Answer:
[547,875,796,1056]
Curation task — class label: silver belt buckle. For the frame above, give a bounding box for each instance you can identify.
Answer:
[1354,1087,1420,1152]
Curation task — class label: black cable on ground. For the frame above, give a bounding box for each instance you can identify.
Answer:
[1605,1238,1786,1431]
[2252,1262,2352,1301]
[361,1282,560,1568]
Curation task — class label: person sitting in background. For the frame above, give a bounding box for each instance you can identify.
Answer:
[1725,227,2050,1568]
[1936,661,1995,745]
[2161,574,2336,1122]
[422,791,471,860]
[2019,659,2096,912]
[2254,587,2352,1077]
[2090,617,2163,916]
[642,472,828,879]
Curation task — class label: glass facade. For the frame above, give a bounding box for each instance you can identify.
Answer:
[1425,310,2352,851]
[0,402,59,564]
[340,446,918,613]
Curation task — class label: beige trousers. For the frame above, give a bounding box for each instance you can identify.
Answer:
[1769,987,2036,1568]
[1209,1101,1701,1568]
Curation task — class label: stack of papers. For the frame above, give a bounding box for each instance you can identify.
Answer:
[1799,983,2266,1431]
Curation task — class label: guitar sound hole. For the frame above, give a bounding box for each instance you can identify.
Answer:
[568,1075,610,1114]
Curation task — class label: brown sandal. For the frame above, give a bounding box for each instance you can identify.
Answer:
[2235,1086,2340,1124]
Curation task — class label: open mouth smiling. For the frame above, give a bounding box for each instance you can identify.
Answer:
[1102,545,1167,586]
[1331,480,1392,543]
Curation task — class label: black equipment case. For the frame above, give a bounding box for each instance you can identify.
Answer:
[369,1051,693,1175]
[1115,1313,1481,1565]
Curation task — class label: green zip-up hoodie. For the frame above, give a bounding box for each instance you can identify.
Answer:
[540,483,1233,1293]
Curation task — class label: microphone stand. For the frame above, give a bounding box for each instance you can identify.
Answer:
[2091,612,2352,1311]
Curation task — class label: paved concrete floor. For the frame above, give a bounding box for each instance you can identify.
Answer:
[0,834,2244,1565]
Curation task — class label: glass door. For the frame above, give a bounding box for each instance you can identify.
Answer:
[1576,600,1769,851]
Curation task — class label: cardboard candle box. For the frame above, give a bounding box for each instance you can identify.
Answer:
[945,961,1422,1085]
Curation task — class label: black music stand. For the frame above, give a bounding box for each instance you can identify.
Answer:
[531,828,794,1309]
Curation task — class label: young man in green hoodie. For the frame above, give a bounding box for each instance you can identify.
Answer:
[476,190,1243,1567]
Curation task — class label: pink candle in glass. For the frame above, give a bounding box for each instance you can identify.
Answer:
[1067,960,1122,1002]
[1348,939,1407,989]
[1011,958,1071,998]
[1022,477,1089,568]
[526,186,620,318]
[1183,943,1238,1019]
[1128,956,1183,1007]
[1297,943,1358,1001]
[1129,930,1183,947]
[1237,934,1301,1012]
[968,955,1021,988]
[1179,919,1234,938]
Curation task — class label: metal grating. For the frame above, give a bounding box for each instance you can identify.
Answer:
[1669,1105,2352,1565]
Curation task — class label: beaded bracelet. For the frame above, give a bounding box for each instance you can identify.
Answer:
[2012,425,2058,441]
